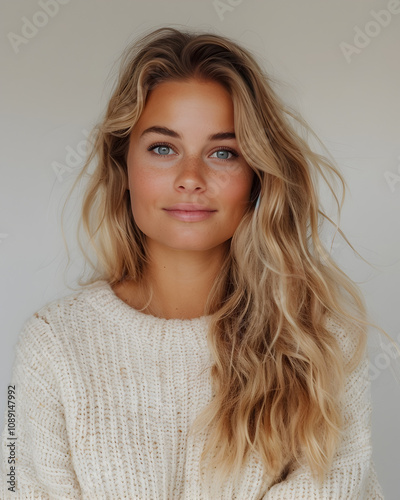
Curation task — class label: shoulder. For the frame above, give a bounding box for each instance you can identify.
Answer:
[33,280,108,318]
[15,280,110,358]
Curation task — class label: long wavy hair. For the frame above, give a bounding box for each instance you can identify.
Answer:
[62,25,387,492]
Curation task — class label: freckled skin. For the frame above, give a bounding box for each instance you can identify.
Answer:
[127,78,255,254]
[116,78,255,319]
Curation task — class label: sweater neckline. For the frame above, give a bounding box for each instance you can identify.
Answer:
[87,280,213,325]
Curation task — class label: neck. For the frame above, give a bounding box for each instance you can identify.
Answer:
[145,242,229,319]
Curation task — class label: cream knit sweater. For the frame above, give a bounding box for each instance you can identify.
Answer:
[0,280,384,499]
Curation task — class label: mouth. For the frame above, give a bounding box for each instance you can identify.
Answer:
[163,203,217,212]
[163,209,216,213]
[162,208,217,222]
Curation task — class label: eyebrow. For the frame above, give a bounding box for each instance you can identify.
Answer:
[139,125,236,141]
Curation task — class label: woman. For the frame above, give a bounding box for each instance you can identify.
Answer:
[0,26,385,498]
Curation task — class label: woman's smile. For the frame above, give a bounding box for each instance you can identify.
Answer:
[162,208,217,222]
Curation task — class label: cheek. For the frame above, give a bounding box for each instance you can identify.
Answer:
[128,166,162,203]
[220,169,254,204]
[204,166,251,201]
[127,170,153,221]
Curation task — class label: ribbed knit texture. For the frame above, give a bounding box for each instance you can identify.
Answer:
[0,280,384,499]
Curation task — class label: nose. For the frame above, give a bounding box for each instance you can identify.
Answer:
[173,155,207,195]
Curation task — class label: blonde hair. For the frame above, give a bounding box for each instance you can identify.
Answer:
[62,25,393,492]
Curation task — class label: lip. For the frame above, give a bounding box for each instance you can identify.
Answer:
[164,203,216,211]
[163,209,216,222]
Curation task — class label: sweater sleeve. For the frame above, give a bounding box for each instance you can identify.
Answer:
[262,327,384,500]
[0,314,82,499]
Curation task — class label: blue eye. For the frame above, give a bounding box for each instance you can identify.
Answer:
[147,142,239,161]
[148,143,174,156]
[210,149,238,160]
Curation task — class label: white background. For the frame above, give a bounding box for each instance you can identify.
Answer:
[1,0,399,497]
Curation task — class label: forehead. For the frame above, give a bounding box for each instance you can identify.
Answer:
[137,78,234,124]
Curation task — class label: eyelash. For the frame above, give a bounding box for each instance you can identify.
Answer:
[147,142,239,161]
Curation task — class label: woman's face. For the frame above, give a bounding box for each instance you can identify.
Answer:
[126,78,255,254]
